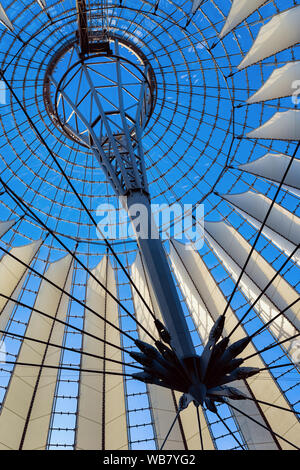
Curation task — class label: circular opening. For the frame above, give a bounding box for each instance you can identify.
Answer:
[44,34,157,148]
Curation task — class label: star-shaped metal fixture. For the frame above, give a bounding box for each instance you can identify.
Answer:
[131,316,259,414]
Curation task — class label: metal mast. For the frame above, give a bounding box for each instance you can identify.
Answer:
[45,1,196,360]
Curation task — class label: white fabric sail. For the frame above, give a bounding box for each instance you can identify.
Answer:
[169,239,300,449]
[0,240,42,337]
[76,256,128,450]
[247,110,300,140]
[220,0,267,39]
[238,153,300,198]
[221,191,300,263]
[131,252,215,450]
[0,254,73,450]
[247,62,300,103]
[238,6,300,70]
[0,219,15,238]
[205,222,300,351]
[0,3,13,31]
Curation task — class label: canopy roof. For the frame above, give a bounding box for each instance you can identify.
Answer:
[0,0,298,451]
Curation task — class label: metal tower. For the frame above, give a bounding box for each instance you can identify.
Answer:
[0,0,299,451]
